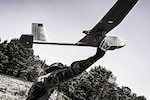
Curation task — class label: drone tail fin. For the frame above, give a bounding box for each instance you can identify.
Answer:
[19,23,50,48]
[19,34,33,48]
[32,23,49,41]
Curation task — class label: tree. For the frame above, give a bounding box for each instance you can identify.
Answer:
[0,38,47,81]
[59,66,117,100]
[59,66,147,100]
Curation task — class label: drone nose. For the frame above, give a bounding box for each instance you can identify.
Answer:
[117,37,126,47]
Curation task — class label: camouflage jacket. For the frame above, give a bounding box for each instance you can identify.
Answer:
[26,50,105,100]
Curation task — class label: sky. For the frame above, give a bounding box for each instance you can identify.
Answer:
[0,0,150,99]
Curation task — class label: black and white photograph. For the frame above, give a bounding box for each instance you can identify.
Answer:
[0,0,149,100]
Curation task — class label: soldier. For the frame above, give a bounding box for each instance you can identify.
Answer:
[26,36,125,100]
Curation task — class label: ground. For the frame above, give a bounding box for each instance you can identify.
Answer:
[0,74,70,100]
[0,74,32,100]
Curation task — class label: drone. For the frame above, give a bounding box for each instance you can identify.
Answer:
[20,0,138,49]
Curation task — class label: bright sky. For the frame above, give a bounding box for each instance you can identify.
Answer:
[0,0,150,99]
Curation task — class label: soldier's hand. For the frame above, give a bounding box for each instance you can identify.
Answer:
[99,39,110,52]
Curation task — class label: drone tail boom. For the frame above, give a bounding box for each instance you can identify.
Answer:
[19,34,96,48]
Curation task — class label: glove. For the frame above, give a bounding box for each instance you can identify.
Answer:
[99,38,111,52]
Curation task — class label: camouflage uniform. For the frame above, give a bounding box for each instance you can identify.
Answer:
[26,49,105,100]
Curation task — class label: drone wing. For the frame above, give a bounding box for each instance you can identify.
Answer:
[19,0,138,48]
[77,0,138,47]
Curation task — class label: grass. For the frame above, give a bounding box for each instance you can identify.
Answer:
[0,74,32,100]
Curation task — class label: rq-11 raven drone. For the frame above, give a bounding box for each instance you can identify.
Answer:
[20,0,138,49]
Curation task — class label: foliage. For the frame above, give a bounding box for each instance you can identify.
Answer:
[0,39,46,81]
[59,66,147,100]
